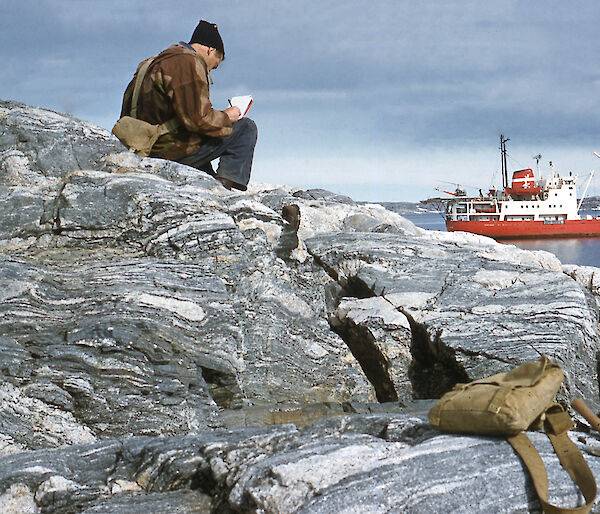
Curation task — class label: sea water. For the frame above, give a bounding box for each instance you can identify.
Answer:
[403,212,600,268]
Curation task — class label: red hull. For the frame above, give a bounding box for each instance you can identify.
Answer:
[446,219,600,239]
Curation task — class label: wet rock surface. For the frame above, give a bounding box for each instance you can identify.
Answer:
[2,99,600,512]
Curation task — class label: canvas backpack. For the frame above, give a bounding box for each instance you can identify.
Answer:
[429,356,597,513]
[112,56,179,157]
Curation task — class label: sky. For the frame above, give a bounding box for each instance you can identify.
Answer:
[2,1,600,202]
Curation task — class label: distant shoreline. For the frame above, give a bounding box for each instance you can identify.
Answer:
[358,201,440,215]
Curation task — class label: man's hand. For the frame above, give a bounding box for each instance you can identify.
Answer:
[225,106,242,122]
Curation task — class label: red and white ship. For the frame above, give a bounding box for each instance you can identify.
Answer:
[442,136,600,239]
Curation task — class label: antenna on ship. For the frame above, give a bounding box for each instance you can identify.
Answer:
[533,154,542,179]
[500,135,510,189]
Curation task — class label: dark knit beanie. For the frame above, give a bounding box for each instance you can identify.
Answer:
[189,20,225,57]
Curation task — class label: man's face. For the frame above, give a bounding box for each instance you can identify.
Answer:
[205,48,223,71]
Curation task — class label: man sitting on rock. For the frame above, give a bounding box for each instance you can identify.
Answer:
[118,20,257,191]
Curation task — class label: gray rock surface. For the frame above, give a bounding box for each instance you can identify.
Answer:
[2,98,600,512]
[1,413,600,513]
[308,232,599,405]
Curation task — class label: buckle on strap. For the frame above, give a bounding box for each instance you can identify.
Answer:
[545,404,574,435]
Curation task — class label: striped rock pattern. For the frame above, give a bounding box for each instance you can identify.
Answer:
[1,413,600,512]
[307,231,599,405]
[1,99,600,511]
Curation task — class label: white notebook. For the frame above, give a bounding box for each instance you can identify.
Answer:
[228,95,253,117]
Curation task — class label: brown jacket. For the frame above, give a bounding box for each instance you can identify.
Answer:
[120,44,232,161]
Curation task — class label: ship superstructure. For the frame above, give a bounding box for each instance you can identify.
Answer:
[442,136,600,239]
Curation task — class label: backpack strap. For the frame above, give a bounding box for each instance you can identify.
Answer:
[158,117,180,136]
[130,56,155,119]
[130,56,179,133]
[507,406,597,513]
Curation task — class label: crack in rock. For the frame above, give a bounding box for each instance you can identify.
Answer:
[401,310,469,399]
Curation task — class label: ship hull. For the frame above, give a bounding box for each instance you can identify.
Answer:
[445,219,600,239]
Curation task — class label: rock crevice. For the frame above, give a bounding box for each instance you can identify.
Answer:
[330,317,399,403]
[401,310,469,399]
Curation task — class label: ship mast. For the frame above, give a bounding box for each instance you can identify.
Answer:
[533,154,542,180]
[500,135,510,188]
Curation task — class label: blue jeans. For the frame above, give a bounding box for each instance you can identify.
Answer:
[178,118,257,191]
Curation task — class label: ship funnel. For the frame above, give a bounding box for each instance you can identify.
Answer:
[504,169,541,196]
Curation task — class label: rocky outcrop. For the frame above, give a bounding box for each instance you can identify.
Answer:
[309,231,599,404]
[2,99,600,512]
[3,412,600,513]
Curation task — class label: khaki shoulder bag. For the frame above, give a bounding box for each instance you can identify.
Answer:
[112,56,179,157]
[429,356,597,513]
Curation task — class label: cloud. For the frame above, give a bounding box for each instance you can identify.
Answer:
[2,1,600,202]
